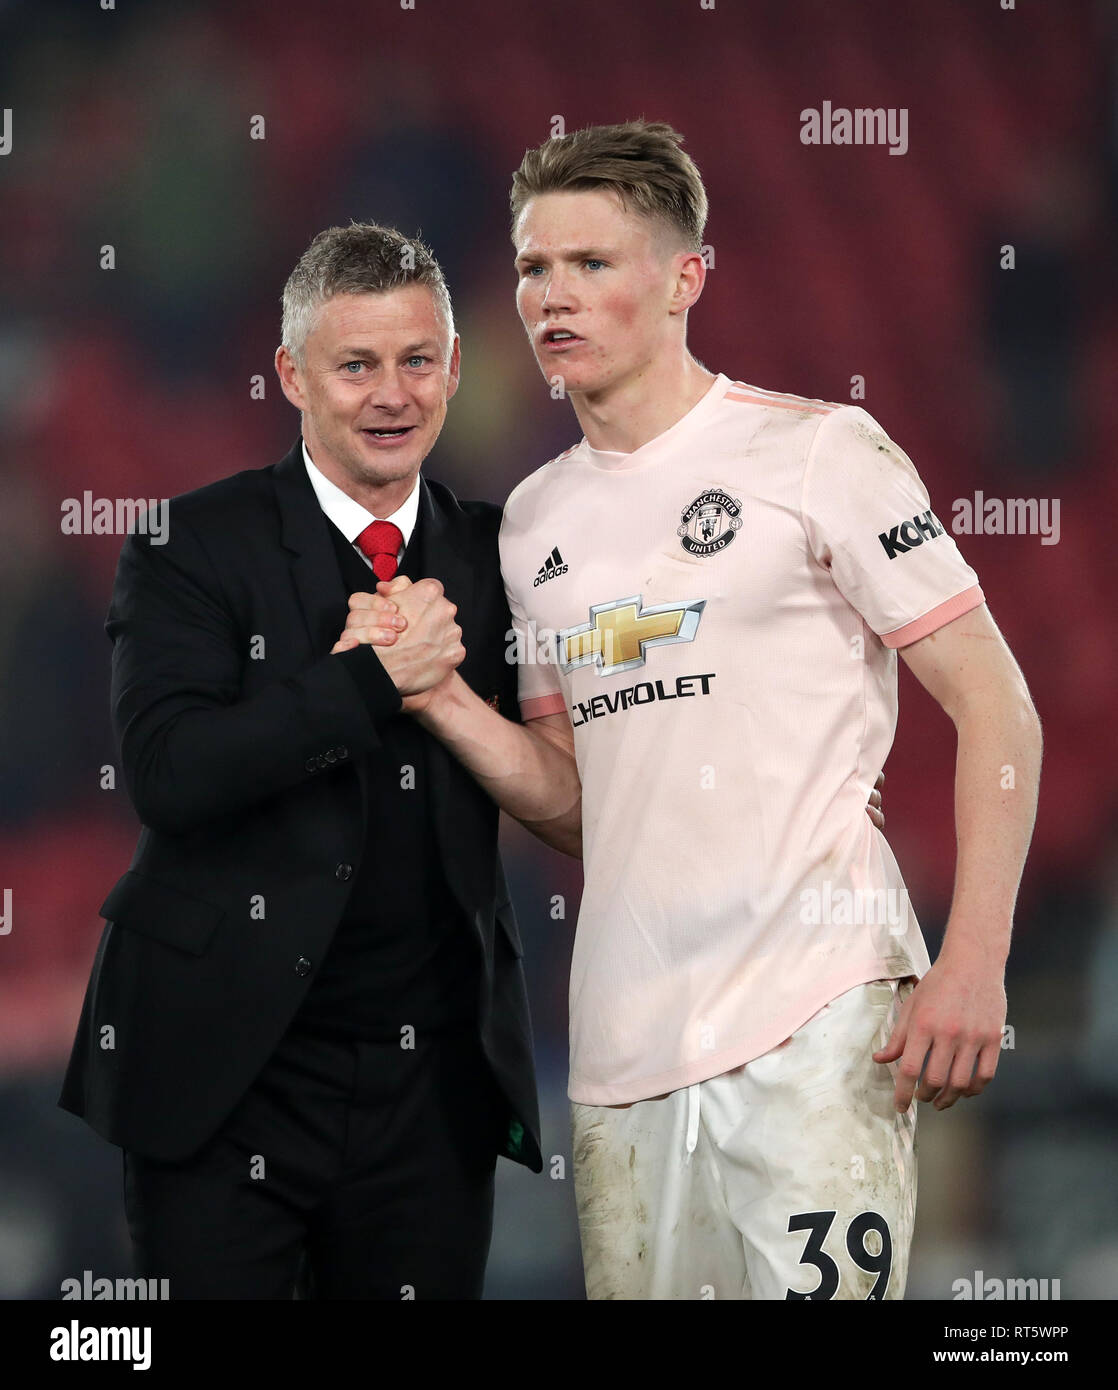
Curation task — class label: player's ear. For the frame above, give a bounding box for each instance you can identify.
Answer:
[671,249,706,316]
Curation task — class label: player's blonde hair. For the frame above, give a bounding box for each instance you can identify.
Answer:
[280,221,455,366]
[509,120,708,253]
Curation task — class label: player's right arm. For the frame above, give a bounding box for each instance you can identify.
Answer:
[407,674,582,858]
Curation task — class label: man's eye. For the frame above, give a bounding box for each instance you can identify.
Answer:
[406,356,429,368]
[343,361,364,373]
[523,265,544,277]
[585,259,605,271]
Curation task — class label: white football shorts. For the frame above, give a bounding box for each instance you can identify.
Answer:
[571,976,918,1300]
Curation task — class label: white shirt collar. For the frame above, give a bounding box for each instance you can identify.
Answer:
[301,440,420,560]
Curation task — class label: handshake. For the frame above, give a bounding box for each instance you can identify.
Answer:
[330,576,465,712]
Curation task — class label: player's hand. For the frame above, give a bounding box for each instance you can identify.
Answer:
[866,769,885,831]
[872,946,1006,1113]
[335,576,464,696]
[330,586,407,654]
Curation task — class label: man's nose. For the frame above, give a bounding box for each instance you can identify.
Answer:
[365,368,410,411]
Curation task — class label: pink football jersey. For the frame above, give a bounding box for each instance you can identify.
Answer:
[500,375,984,1105]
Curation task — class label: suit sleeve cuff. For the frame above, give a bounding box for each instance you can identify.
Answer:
[334,643,404,723]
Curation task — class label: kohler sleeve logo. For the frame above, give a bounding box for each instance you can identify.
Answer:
[877,509,945,559]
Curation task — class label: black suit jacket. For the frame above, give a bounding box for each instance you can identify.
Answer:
[59,438,542,1173]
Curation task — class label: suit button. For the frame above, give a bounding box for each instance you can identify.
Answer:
[315,755,327,770]
[305,758,317,773]
[336,863,352,881]
[294,956,312,977]
[324,749,337,765]
[335,746,349,759]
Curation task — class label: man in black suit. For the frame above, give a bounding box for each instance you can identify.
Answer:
[58,222,569,1299]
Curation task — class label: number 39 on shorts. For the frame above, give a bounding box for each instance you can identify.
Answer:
[786,1209,893,1300]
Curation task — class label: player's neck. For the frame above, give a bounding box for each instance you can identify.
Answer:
[572,354,717,455]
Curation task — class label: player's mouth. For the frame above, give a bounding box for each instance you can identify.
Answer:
[359,425,417,447]
[540,327,585,353]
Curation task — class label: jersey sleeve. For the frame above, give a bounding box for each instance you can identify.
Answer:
[498,504,567,721]
[801,405,984,647]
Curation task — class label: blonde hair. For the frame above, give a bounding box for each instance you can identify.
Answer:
[510,120,708,252]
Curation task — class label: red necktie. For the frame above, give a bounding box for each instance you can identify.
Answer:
[355,520,404,581]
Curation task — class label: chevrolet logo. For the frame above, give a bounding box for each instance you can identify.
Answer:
[558,595,706,677]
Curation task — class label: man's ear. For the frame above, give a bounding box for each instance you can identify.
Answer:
[445,334,462,402]
[275,345,307,412]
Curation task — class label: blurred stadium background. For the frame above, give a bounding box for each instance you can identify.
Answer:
[0,0,1115,1300]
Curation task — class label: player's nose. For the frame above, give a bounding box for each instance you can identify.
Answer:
[542,274,575,312]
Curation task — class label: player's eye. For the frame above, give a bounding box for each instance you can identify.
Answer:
[522,264,545,277]
[405,355,430,368]
[584,258,606,270]
[342,361,365,373]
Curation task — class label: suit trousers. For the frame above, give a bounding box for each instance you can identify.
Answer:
[122,1018,507,1299]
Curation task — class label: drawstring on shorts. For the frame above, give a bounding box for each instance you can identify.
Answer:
[684,1082,700,1163]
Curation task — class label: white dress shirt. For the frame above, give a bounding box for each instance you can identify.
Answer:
[302,439,420,569]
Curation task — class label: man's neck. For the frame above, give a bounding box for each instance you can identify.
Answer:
[571,353,717,455]
[302,433,417,517]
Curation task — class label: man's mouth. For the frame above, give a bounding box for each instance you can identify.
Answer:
[360,425,416,440]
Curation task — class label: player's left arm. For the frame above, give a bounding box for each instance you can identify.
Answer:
[872,600,1042,1112]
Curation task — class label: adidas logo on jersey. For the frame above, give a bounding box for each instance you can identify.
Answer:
[533,546,568,587]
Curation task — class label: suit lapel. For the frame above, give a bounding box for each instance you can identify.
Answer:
[273,439,351,655]
[272,437,372,815]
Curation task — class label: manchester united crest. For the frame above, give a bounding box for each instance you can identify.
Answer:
[678,489,743,556]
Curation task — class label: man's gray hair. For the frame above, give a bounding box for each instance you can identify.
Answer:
[280,222,455,365]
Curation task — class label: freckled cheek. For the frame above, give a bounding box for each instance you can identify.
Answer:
[585,292,644,363]
[601,291,643,329]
